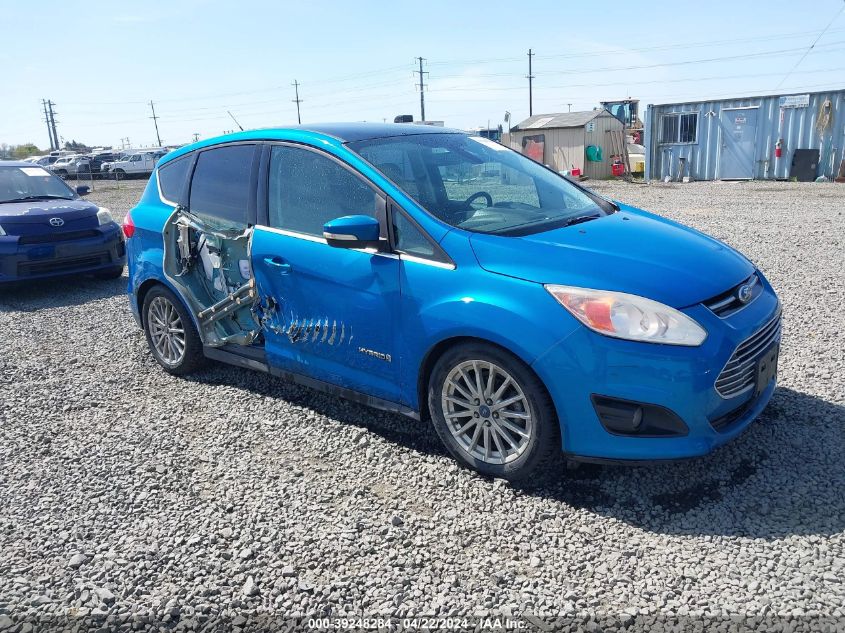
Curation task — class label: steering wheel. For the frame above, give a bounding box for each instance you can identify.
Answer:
[465,191,493,208]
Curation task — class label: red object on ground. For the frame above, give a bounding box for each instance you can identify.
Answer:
[612,162,625,176]
[570,167,582,177]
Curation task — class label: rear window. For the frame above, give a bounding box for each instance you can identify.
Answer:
[189,145,255,224]
[158,156,191,205]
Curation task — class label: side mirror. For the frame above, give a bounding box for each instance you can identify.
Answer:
[76,185,90,196]
[323,215,381,249]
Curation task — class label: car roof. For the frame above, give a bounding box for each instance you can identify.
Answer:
[0,160,48,168]
[287,122,464,142]
[160,122,467,166]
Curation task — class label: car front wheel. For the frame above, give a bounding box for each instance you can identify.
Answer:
[428,343,559,481]
[142,286,206,375]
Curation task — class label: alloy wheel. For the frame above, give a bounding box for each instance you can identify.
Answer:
[147,296,186,366]
[440,360,534,465]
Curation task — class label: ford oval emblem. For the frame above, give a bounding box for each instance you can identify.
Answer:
[49,217,65,227]
[737,284,753,304]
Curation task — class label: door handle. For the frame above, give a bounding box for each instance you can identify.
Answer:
[263,256,291,274]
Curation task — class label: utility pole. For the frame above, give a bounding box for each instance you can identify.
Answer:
[291,80,303,124]
[47,101,59,151]
[42,99,55,150]
[192,133,200,143]
[149,101,162,147]
[526,49,535,116]
[415,57,428,122]
[567,103,572,113]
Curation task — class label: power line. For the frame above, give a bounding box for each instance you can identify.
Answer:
[292,80,303,124]
[424,26,845,67]
[428,64,845,94]
[416,57,428,121]
[774,2,845,89]
[431,41,845,80]
[149,100,162,147]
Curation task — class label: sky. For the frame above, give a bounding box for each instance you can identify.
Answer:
[2,0,844,150]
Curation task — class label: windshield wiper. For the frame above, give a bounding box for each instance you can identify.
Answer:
[563,213,601,227]
[0,195,73,203]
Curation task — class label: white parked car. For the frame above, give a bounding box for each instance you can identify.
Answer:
[48,155,84,177]
[103,151,165,179]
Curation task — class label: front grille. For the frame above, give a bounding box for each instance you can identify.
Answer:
[18,229,100,245]
[714,313,782,398]
[17,254,107,276]
[703,273,762,317]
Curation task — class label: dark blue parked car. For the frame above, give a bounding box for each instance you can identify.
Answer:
[0,162,125,283]
[125,124,780,480]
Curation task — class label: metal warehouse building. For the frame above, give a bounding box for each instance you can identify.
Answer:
[644,89,845,181]
[503,109,624,179]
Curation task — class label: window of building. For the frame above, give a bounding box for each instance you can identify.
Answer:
[158,155,191,205]
[659,113,698,144]
[268,145,380,236]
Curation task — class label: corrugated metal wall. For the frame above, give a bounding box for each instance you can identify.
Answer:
[585,113,624,179]
[503,113,623,177]
[645,89,845,181]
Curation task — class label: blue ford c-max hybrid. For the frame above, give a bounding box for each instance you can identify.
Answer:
[126,123,780,480]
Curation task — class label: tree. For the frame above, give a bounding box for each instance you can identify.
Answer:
[12,143,41,158]
[63,140,90,152]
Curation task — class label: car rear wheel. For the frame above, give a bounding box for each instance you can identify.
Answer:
[428,343,559,481]
[142,286,206,375]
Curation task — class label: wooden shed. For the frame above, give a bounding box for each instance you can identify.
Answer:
[503,109,624,179]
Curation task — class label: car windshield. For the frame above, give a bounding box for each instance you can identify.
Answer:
[348,133,614,236]
[0,165,75,203]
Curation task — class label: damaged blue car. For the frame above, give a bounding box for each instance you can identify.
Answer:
[125,124,780,480]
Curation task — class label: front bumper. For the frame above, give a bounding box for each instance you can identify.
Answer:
[532,277,781,461]
[0,223,126,283]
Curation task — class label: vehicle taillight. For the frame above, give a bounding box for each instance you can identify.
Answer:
[123,210,136,238]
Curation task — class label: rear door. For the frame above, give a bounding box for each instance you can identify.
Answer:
[250,143,401,402]
[719,108,758,179]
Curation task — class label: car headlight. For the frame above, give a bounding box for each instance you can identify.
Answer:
[545,284,707,346]
[96,208,114,226]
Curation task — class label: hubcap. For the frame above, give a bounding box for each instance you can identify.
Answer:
[148,296,186,366]
[441,360,533,465]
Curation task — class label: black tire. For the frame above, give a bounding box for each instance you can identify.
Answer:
[142,285,206,375]
[113,169,125,180]
[94,265,124,279]
[428,342,559,481]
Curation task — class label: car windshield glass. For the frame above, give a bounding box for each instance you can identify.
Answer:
[0,166,75,203]
[348,133,614,236]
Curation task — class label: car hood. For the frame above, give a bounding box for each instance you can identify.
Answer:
[468,204,754,308]
[0,199,98,224]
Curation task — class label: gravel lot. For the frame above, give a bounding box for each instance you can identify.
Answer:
[1,178,843,631]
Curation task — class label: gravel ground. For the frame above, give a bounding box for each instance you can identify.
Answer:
[1,179,843,632]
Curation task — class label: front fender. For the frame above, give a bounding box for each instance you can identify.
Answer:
[397,241,582,409]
